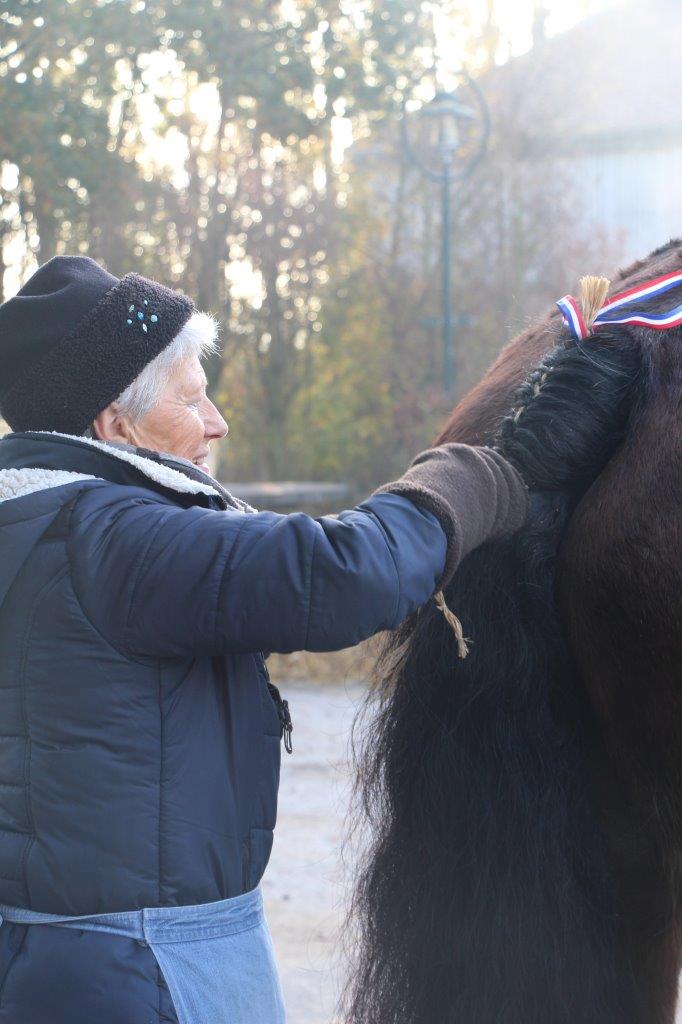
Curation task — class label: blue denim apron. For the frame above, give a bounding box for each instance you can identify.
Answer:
[0,885,286,1024]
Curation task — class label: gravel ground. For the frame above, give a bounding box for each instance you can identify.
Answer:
[262,681,366,1024]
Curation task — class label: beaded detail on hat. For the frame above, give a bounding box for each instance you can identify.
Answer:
[126,300,160,334]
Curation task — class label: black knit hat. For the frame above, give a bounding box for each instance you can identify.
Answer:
[0,255,195,435]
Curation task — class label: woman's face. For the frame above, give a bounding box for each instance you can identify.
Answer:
[94,354,228,473]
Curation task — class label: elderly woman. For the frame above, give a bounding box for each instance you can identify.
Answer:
[0,255,527,1024]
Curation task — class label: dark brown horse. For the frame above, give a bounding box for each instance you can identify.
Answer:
[347,239,682,1024]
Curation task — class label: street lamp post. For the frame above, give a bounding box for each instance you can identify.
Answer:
[402,79,490,402]
[442,158,453,397]
[429,93,475,401]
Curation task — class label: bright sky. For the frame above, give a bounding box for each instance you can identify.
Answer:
[489,0,620,58]
[434,0,621,68]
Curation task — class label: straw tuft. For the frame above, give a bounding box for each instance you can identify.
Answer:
[579,275,610,334]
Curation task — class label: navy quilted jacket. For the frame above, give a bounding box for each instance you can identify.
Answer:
[0,431,447,1023]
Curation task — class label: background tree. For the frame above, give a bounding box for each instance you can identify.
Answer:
[0,0,622,483]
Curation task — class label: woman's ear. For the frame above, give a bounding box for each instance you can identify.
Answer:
[91,401,133,444]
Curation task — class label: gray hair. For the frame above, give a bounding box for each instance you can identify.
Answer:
[87,311,220,434]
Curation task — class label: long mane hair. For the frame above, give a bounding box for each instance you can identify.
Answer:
[345,240,682,1024]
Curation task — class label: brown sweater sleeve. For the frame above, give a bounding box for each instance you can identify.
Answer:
[373,443,528,590]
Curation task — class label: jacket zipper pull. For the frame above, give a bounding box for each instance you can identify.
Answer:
[280,698,293,755]
[266,676,294,755]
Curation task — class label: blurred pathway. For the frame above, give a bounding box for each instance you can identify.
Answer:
[262,681,366,1024]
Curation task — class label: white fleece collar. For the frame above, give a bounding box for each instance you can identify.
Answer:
[29,431,225,499]
[0,467,98,504]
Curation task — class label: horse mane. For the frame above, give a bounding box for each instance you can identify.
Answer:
[345,238,682,1024]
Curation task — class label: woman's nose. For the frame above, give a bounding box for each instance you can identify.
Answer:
[203,398,229,440]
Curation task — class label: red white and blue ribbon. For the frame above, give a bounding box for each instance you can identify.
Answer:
[557,270,682,341]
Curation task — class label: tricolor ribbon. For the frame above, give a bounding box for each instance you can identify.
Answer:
[557,270,682,342]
